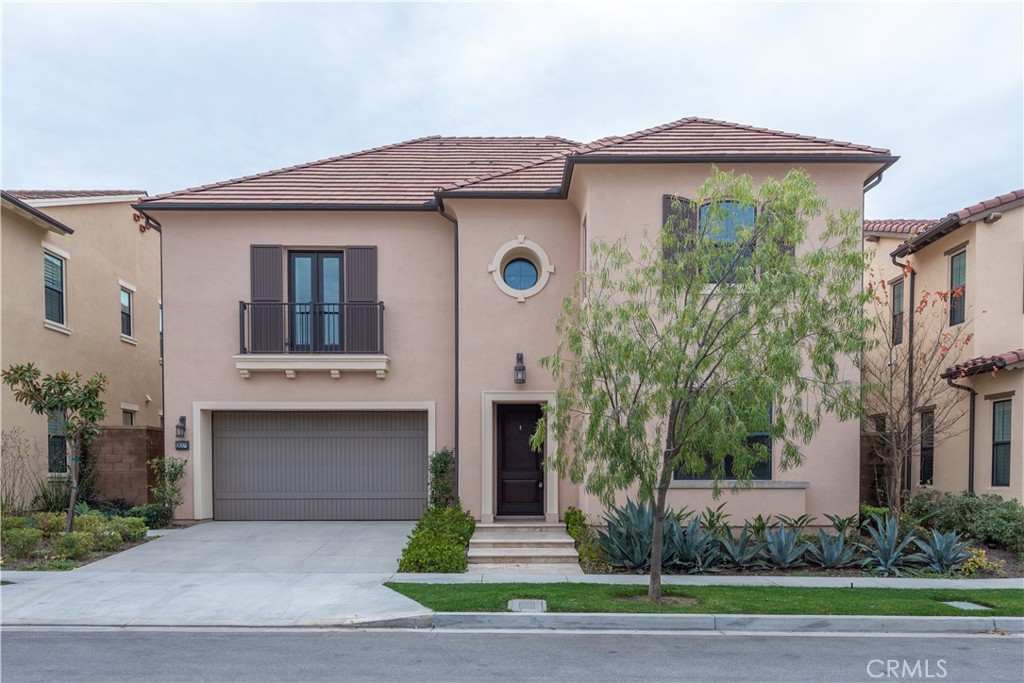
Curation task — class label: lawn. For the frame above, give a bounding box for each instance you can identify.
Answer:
[385,583,1024,617]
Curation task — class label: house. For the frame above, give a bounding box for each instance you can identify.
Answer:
[135,117,897,524]
[1,190,163,508]
[864,190,1023,501]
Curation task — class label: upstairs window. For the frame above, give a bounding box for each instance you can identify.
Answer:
[992,400,1012,487]
[120,288,134,337]
[699,200,756,284]
[891,279,905,345]
[949,250,966,326]
[44,252,66,325]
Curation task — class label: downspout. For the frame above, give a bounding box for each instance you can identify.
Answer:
[437,205,460,501]
[892,252,915,497]
[946,378,976,494]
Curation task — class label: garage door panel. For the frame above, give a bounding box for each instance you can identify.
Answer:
[212,411,428,520]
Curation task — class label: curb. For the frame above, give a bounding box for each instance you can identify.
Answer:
[431,612,1024,634]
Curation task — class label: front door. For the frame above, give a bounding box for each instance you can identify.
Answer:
[496,403,544,515]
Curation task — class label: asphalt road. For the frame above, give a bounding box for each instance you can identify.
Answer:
[2,628,1022,683]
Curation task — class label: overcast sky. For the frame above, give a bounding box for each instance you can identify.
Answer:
[2,2,1021,219]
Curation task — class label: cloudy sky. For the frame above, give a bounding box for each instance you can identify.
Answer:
[2,2,1021,219]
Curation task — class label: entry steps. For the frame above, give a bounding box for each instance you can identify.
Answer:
[467,521,581,573]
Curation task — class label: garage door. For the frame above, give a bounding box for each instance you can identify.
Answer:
[212,411,428,520]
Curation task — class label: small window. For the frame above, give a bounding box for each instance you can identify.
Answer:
[872,414,887,434]
[699,200,756,283]
[120,288,133,337]
[992,400,1012,487]
[503,258,539,291]
[892,279,905,345]
[47,414,68,475]
[122,410,135,426]
[950,251,966,326]
[920,410,934,484]
[44,252,66,325]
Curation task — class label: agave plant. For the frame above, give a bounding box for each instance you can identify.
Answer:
[719,523,767,570]
[807,529,859,568]
[915,529,972,574]
[859,513,923,576]
[763,526,811,569]
[597,499,654,569]
[673,518,723,574]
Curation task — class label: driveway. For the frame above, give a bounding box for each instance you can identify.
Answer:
[1,521,432,627]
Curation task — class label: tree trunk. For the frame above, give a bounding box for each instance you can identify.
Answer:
[64,441,80,533]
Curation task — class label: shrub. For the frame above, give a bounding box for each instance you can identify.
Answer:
[94,528,124,552]
[2,516,30,530]
[32,512,66,537]
[397,503,474,573]
[72,514,106,534]
[53,532,95,559]
[1,527,43,558]
[859,504,888,529]
[563,507,611,573]
[959,548,1005,577]
[906,490,1024,557]
[149,456,187,525]
[427,448,456,510]
[106,516,148,542]
[97,498,136,518]
[128,504,167,529]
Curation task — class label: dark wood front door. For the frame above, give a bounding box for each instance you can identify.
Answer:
[496,403,545,515]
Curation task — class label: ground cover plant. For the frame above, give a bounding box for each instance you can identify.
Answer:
[386,583,1024,617]
[1,509,149,571]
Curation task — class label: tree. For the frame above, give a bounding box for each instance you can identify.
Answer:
[532,168,869,600]
[2,364,108,532]
[860,269,973,512]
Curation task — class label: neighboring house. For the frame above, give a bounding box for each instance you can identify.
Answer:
[864,189,1024,501]
[1,190,163,506]
[136,117,896,524]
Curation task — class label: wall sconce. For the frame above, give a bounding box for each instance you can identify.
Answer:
[175,416,187,439]
[514,353,526,385]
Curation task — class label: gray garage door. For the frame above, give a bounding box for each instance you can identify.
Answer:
[212,411,428,520]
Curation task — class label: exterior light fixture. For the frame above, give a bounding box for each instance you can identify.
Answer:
[514,353,526,385]
[175,416,187,439]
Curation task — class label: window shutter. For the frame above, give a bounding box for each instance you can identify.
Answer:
[344,246,379,353]
[250,244,283,353]
[663,194,697,277]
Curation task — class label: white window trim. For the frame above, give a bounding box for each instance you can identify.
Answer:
[42,243,69,329]
[120,283,135,341]
[120,403,140,412]
[488,235,555,303]
[118,278,137,292]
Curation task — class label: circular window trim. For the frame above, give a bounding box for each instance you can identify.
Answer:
[488,235,555,302]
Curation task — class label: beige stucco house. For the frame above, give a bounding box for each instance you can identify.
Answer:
[137,117,897,524]
[864,190,1024,501]
[1,190,163,507]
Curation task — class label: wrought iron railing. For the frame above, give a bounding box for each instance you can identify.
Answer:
[238,301,385,355]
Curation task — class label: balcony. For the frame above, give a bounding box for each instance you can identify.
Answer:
[234,301,389,380]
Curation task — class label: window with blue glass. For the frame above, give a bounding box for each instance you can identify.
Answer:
[675,404,772,480]
[503,258,538,291]
[699,200,756,283]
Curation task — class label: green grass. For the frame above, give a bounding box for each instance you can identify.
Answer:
[385,583,1024,617]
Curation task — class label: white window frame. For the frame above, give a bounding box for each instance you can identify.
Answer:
[42,242,71,334]
[119,279,137,343]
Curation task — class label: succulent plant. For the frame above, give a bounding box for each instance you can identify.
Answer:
[859,513,923,576]
[914,529,972,575]
[719,523,767,570]
[807,529,859,568]
[763,525,811,569]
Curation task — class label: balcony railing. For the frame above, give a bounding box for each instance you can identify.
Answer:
[239,301,385,355]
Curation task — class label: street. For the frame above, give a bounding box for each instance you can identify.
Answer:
[2,628,1022,683]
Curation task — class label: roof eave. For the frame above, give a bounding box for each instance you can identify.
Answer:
[893,196,1024,258]
[132,201,438,212]
[1,191,75,234]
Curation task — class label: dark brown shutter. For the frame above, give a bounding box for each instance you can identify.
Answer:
[663,194,697,278]
[250,244,284,353]
[344,246,379,353]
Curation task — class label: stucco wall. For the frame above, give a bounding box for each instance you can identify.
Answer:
[1,200,162,507]
[153,209,456,519]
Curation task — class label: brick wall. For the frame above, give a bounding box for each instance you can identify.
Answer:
[88,426,163,505]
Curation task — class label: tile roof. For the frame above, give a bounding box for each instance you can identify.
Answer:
[9,189,146,200]
[442,117,894,195]
[139,117,894,208]
[942,349,1024,379]
[0,191,75,234]
[863,219,936,235]
[892,189,1024,257]
[140,136,579,207]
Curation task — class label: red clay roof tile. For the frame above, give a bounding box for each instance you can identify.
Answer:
[863,219,936,235]
[942,349,1024,379]
[10,189,147,200]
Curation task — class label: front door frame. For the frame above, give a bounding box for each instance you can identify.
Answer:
[481,391,558,524]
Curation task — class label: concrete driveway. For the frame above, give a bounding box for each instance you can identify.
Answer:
[1,521,432,627]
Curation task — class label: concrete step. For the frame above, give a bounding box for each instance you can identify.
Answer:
[467,547,579,564]
[469,535,576,549]
[474,523,568,533]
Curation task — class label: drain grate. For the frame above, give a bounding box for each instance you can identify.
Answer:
[941,601,992,611]
[508,599,547,613]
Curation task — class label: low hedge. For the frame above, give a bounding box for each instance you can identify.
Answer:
[398,504,475,573]
[907,490,1024,557]
[53,531,95,559]
[2,527,43,558]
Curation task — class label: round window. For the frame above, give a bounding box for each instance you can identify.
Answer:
[503,258,539,291]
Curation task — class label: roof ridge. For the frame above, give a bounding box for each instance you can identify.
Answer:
[573,116,891,156]
[9,189,147,196]
[142,135,445,202]
[439,149,574,192]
